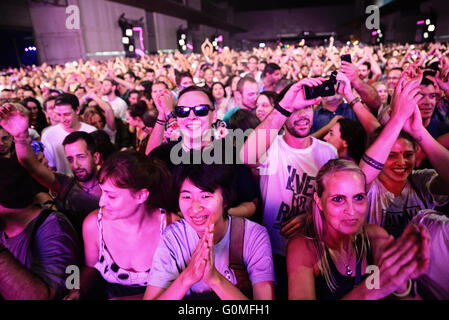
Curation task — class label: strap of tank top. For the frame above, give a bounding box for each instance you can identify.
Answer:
[97,208,105,252]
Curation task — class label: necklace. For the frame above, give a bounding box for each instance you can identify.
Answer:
[81,181,99,194]
[330,245,353,277]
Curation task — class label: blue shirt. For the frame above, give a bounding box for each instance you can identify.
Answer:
[426,111,449,139]
[311,102,359,133]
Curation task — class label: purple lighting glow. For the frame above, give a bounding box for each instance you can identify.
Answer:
[371,31,378,36]
[416,20,425,25]
[132,27,145,53]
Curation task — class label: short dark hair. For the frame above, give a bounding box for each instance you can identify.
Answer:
[62,131,97,154]
[236,76,257,94]
[421,70,436,86]
[55,92,79,111]
[176,71,193,86]
[129,100,148,120]
[178,85,215,108]
[90,130,117,163]
[262,63,281,78]
[98,151,172,212]
[173,163,237,214]
[337,118,367,163]
[229,109,260,132]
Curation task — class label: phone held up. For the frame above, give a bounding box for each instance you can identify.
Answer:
[304,71,338,100]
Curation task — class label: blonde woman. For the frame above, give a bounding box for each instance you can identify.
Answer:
[287,159,430,300]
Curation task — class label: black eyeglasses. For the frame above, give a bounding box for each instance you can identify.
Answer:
[174,104,213,118]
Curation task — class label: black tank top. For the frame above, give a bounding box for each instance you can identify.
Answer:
[315,238,374,300]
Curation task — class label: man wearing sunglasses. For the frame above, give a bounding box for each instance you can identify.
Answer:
[240,78,338,298]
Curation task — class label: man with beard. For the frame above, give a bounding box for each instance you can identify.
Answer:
[240,78,338,298]
[41,93,96,175]
[0,103,100,234]
[223,77,259,126]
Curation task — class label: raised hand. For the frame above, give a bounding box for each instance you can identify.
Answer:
[390,72,422,122]
[340,61,359,83]
[202,223,220,286]
[278,78,323,112]
[0,104,29,137]
[154,89,175,116]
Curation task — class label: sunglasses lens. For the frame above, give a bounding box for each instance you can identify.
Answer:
[193,105,210,117]
[174,106,189,118]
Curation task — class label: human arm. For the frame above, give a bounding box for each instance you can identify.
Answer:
[107,69,135,90]
[86,90,116,131]
[144,89,174,155]
[239,78,322,167]
[287,235,317,300]
[311,115,343,139]
[403,105,449,195]
[360,74,422,186]
[228,199,258,218]
[336,72,381,137]
[340,61,381,112]
[0,104,59,191]
[64,211,101,300]
[341,223,430,300]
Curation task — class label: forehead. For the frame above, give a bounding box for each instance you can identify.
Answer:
[419,84,436,94]
[391,137,415,152]
[178,90,211,105]
[64,139,89,155]
[323,171,365,194]
[257,94,270,104]
[54,104,74,113]
[243,82,258,93]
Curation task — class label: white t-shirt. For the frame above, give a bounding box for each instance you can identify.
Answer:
[41,122,97,175]
[366,169,449,238]
[258,135,338,256]
[102,96,127,122]
[411,209,449,300]
[148,217,275,297]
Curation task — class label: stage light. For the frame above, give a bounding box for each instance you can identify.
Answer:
[259,42,266,48]
[126,29,133,37]
[182,45,186,51]
[181,34,186,39]
[217,35,223,42]
[428,25,435,32]
[371,31,378,36]
[122,37,129,44]
[426,19,430,25]
[416,20,425,25]
[424,32,429,39]
[129,45,134,52]
[186,43,193,50]
[25,48,28,52]
[179,39,185,46]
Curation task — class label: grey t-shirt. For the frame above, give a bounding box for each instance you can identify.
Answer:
[0,209,82,299]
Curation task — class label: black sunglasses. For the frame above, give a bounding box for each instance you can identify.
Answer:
[174,104,212,118]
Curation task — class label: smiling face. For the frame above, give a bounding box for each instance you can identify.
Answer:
[178,178,225,237]
[374,83,388,105]
[324,122,347,156]
[255,94,274,121]
[54,104,78,131]
[284,106,314,138]
[176,90,217,143]
[379,137,415,186]
[212,83,225,100]
[316,171,367,236]
[417,84,437,122]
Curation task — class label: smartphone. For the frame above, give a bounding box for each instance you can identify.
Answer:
[304,71,338,99]
[341,54,352,63]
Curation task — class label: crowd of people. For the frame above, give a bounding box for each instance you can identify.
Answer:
[0,38,448,300]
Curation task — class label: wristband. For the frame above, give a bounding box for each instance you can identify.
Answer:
[273,102,292,118]
[165,112,175,122]
[361,153,384,170]
[348,97,361,108]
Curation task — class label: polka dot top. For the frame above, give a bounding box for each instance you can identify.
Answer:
[94,207,167,287]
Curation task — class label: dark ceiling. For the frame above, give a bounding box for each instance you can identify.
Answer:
[219,0,357,11]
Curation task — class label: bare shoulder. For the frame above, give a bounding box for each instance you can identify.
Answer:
[82,208,100,240]
[287,234,317,268]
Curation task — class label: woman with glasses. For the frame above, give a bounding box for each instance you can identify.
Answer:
[146,86,260,219]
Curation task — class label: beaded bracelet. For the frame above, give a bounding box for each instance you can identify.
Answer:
[361,153,384,170]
